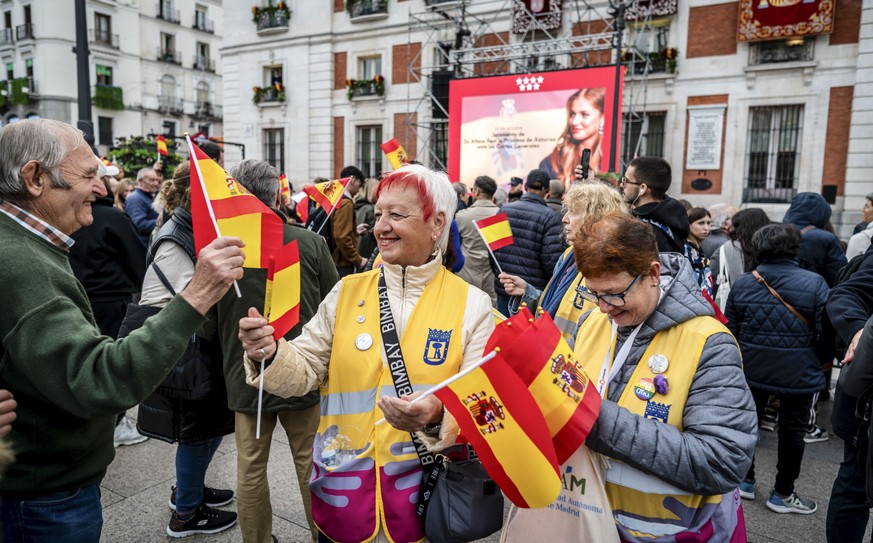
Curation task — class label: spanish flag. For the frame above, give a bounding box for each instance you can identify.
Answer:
[188,139,284,268]
[486,307,601,465]
[302,177,350,215]
[433,351,561,508]
[156,135,169,157]
[278,173,290,205]
[380,138,408,170]
[292,192,309,224]
[264,240,301,340]
[475,213,514,251]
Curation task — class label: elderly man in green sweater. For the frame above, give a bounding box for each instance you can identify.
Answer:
[0,118,245,541]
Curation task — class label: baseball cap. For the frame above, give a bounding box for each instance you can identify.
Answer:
[509,176,523,186]
[525,169,549,191]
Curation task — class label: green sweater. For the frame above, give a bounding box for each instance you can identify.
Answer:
[215,223,338,413]
[0,213,206,495]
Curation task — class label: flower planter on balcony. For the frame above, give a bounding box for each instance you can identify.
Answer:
[253,4,290,33]
[347,0,388,21]
[346,76,385,100]
[252,83,286,105]
[93,85,125,111]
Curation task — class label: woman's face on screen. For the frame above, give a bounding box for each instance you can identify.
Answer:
[568,96,602,144]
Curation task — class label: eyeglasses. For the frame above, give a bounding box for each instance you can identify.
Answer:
[620,176,641,186]
[575,274,642,307]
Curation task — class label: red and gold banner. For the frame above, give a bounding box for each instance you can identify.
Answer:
[737,0,834,42]
[512,0,563,34]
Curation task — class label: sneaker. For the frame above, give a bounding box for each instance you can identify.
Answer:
[167,503,237,538]
[113,417,147,447]
[168,485,235,511]
[804,426,830,444]
[739,479,756,500]
[759,419,777,432]
[766,490,817,514]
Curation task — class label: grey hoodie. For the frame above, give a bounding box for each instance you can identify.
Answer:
[577,253,757,495]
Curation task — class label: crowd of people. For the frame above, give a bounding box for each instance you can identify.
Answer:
[0,117,872,543]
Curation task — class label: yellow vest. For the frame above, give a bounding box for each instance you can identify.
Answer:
[310,267,467,543]
[574,311,735,540]
[541,248,595,343]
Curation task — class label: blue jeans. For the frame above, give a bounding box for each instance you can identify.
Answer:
[2,483,103,542]
[175,436,223,515]
[496,293,511,318]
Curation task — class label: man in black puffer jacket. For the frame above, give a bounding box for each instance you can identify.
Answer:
[826,243,873,543]
[492,169,563,315]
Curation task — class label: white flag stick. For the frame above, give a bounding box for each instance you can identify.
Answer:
[256,358,266,439]
[374,349,498,426]
[186,136,241,298]
[473,221,505,276]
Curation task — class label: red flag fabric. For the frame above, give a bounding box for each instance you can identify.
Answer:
[302,178,350,215]
[156,135,169,157]
[264,241,301,340]
[188,139,283,268]
[432,352,561,508]
[474,213,514,251]
[293,193,309,224]
[486,307,601,465]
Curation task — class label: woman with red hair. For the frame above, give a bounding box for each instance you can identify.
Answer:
[569,212,756,542]
[238,164,495,543]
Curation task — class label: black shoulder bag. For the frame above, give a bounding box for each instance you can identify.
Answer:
[377,271,503,543]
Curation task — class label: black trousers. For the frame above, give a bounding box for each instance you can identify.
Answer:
[826,436,870,542]
[747,388,813,496]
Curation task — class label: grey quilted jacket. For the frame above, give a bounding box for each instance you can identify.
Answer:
[577,253,757,495]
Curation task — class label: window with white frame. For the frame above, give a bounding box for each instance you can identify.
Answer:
[358,56,382,80]
[160,74,175,108]
[356,125,383,179]
[743,104,804,203]
[195,81,209,108]
[264,128,285,174]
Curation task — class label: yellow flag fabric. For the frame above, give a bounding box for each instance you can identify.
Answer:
[264,241,301,340]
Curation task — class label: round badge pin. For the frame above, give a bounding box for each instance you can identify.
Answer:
[355,333,373,351]
[648,354,669,374]
[634,377,656,401]
[356,315,365,324]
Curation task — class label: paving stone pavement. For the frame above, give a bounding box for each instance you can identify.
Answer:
[103,383,871,542]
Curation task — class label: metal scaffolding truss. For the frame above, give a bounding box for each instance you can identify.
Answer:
[404,0,657,172]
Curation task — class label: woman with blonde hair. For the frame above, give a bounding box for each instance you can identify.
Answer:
[355,177,379,260]
[114,179,136,211]
[539,87,606,190]
[499,182,627,342]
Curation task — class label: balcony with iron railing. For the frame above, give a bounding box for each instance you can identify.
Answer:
[192,56,215,72]
[157,96,184,116]
[92,84,124,110]
[16,23,33,41]
[193,16,214,33]
[0,28,13,48]
[90,29,119,49]
[194,101,222,119]
[254,7,290,33]
[157,47,182,65]
[2,77,36,106]
[347,0,388,21]
[156,3,181,24]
